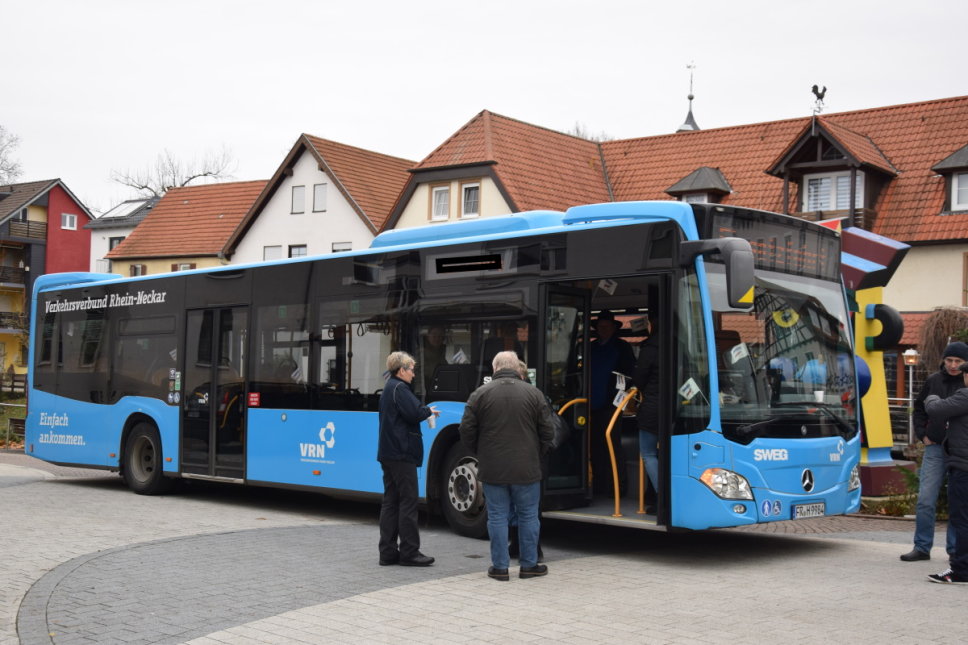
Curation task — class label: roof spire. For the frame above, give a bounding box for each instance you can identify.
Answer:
[677,61,700,133]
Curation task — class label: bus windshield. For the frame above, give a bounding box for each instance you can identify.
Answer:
[706,264,857,444]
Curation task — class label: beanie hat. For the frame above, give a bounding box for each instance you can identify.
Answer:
[942,341,968,362]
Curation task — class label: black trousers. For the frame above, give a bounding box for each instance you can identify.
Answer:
[590,406,627,495]
[378,460,421,560]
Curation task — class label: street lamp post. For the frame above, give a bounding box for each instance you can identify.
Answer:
[902,348,919,444]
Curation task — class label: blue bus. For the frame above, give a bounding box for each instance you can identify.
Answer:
[25,201,860,535]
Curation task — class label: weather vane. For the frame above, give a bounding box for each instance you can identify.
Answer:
[812,84,827,115]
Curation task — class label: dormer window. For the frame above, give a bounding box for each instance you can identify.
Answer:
[803,171,864,211]
[953,171,968,211]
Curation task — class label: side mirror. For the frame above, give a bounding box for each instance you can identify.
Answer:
[680,238,755,309]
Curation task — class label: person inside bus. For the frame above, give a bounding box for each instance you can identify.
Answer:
[481,321,524,375]
[589,310,635,496]
[422,325,448,393]
[633,317,660,513]
[377,351,439,567]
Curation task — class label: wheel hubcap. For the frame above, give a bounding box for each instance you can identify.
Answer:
[448,458,483,514]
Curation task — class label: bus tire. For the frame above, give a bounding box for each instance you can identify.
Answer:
[123,422,171,495]
[440,442,488,538]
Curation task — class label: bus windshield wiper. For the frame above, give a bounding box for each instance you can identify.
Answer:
[770,401,855,438]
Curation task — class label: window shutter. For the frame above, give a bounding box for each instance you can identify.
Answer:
[171,264,178,272]
[189,263,196,270]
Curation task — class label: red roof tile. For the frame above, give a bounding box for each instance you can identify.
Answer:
[412,97,968,245]
[899,312,932,346]
[304,135,415,231]
[107,180,266,259]
[416,111,611,212]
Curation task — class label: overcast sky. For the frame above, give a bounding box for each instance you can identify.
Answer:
[5,0,966,213]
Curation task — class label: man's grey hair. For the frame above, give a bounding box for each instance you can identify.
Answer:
[492,350,520,373]
[386,351,415,374]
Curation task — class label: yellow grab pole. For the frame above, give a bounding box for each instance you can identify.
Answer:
[606,387,638,518]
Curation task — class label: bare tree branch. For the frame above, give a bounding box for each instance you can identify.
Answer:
[111,145,236,197]
[0,125,23,184]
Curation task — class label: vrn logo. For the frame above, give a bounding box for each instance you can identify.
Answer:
[754,448,789,461]
[300,422,336,459]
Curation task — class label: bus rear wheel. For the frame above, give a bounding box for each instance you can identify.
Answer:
[440,442,488,538]
[123,422,171,495]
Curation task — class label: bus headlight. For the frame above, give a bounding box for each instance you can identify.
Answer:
[848,464,861,491]
[700,468,753,500]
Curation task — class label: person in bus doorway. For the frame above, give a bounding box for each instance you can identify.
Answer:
[459,351,554,581]
[377,351,439,567]
[589,310,636,496]
[900,341,967,563]
[922,360,968,583]
[633,317,660,514]
[422,325,448,393]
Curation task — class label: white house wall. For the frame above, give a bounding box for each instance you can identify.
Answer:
[89,225,136,272]
[393,177,511,229]
[883,243,967,310]
[232,152,375,263]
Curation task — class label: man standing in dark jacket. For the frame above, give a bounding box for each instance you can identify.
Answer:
[923,360,968,583]
[899,342,968,562]
[459,351,554,581]
[377,351,438,567]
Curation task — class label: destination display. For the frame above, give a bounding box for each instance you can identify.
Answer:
[710,211,840,281]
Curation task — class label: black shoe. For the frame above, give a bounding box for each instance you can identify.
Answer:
[399,553,434,567]
[900,549,930,562]
[487,566,510,581]
[379,556,399,566]
[519,564,548,579]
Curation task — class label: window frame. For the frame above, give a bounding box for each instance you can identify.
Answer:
[430,184,450,221]
[108,236,125,250]
[263,245,283,261]
[802,171,865,211]
[313,183,327,212]
[331,242,352,253]
[61,213,78,230]
[460,181,481,219]
[291,185,306,214]
[289,244,308,258]
[682,193,709,204]
[953,172,968,211]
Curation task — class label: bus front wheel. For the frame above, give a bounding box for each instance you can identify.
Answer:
[123,422,171,495]
[440,442,488,538]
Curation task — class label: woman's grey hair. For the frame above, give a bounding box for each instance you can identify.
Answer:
[492,350,520,373]
[386,351,415,375]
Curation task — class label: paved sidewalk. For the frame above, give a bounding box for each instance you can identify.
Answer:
[2,452,962,644]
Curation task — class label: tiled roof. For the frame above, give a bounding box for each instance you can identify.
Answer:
[85,196,159,230]
[414,96,968,244]
[107,180,266,259]
[602,120,803,214]
[304,135,415,231]
[0,179,60,221]
[899,312,932,346]
[415,110,611,212]
[817,118,897,175]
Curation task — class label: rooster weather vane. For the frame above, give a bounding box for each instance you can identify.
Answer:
[812,84,827,114]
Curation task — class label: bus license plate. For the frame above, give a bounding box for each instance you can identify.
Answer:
[793,502,825,519]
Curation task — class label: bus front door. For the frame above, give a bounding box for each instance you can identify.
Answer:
[539,286,590,510]
[182,307,248,480]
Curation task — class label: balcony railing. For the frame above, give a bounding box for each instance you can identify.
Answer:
[0,312,26,330]
[6,221,47,240]
[0,266,25,285]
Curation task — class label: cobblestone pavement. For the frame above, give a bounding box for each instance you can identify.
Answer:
[2,451,961,645]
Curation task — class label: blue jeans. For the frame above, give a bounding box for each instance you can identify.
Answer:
[947,468,968,579]
[483,482,541,569]
[914,443,956,556]
[639,429,659,492]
